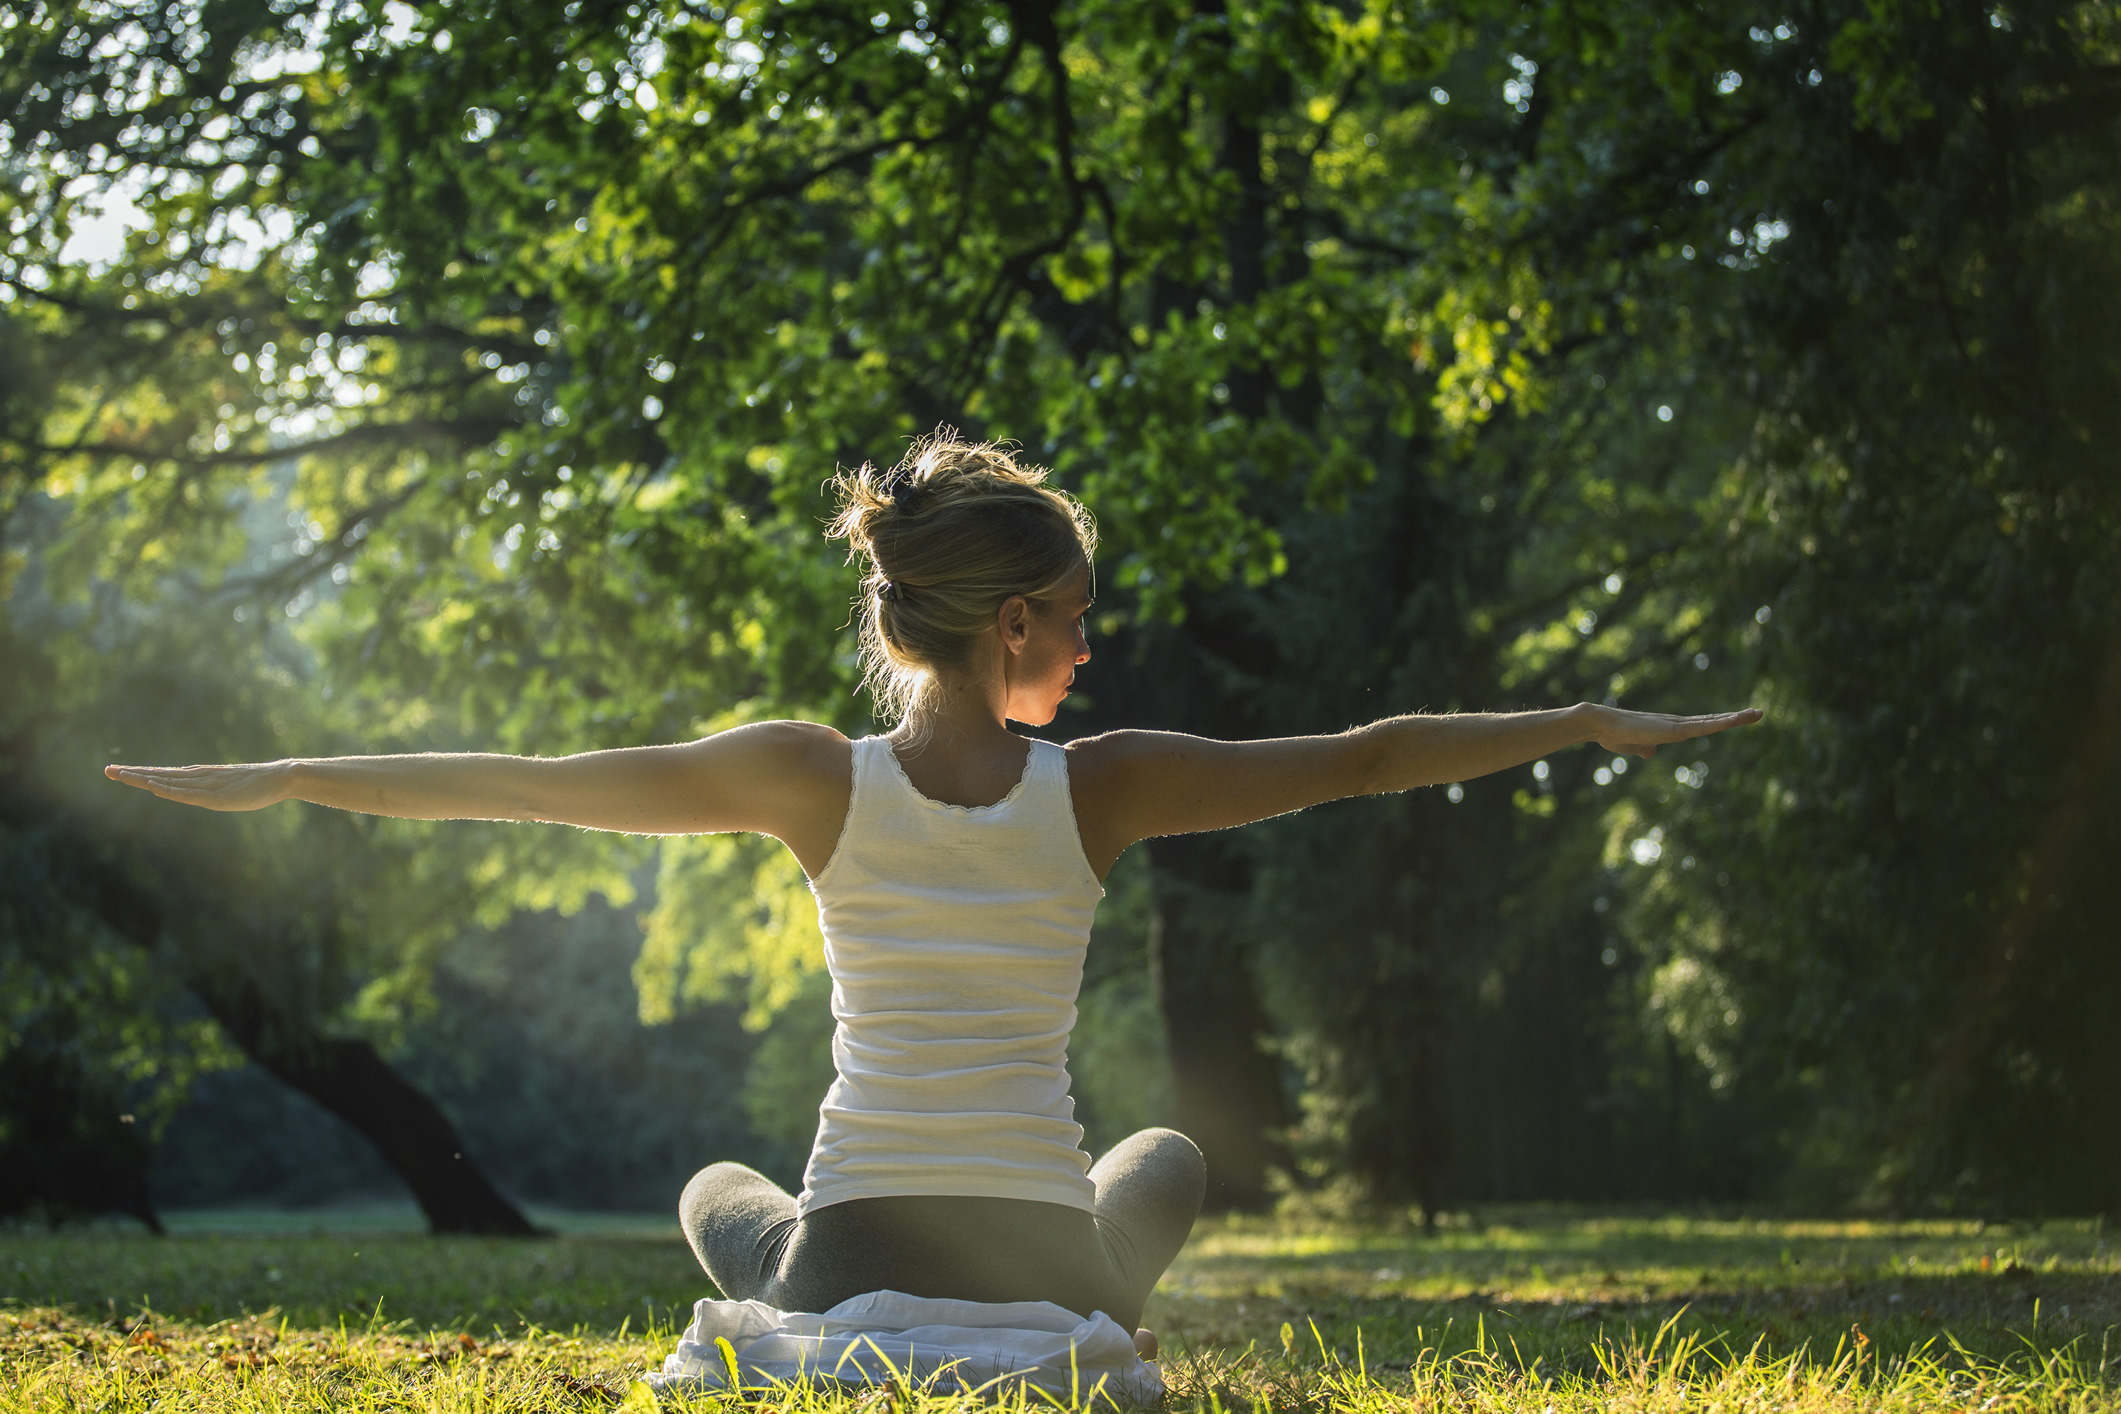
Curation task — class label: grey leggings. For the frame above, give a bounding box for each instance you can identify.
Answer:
[680,1128,1206,1333]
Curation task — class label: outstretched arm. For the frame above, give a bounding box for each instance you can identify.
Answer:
[1066,703,1761,875]
[104,720,851,850]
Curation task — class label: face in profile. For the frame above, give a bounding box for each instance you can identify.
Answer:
[1005,566,1093,727]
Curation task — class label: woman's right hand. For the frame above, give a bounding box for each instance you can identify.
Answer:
[104,761,294,812]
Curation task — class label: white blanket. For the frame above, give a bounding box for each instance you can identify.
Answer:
[645,1290,1164,1405]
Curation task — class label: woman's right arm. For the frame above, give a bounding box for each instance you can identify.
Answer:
[105,720,851,845]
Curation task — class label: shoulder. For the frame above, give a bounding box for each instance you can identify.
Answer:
[1063,729,1231,805]
[1061,732,1225,877]
[679,719,852,783]
[1061,726,1377,853]
[752,718,854,758]
[1065,729,1229,774]
[670,721,852,863]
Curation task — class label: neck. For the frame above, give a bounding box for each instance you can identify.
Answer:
[895,653,1013,756]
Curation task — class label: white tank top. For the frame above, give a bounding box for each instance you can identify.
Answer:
[797,734,1106,1216]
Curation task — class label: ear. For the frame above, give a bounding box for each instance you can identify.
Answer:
[996,594,1032,656]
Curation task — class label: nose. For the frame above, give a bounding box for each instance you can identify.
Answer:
[1074,628,1091,665]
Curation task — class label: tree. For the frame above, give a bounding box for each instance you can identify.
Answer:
[0,520,639,1230]
[7,0,2116,1219]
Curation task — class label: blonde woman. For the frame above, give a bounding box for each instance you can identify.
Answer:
[107,431,1760,1350]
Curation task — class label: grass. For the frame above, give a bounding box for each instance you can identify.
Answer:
[3,1207,2116,1411]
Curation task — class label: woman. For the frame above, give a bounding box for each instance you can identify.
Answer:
[106,431,1759,1352]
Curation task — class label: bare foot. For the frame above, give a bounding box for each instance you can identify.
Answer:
[1133,1328,1158,1360]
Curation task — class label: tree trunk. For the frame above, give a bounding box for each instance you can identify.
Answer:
[235,1027,540,1236]
[26,808,540,1236]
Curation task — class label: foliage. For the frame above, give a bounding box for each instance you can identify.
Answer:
[4,0,2118,1218]
[1065,848,1175,1155]
[1523,0,2121,1209]
[0,927,233,1229]
[0,446,652,1226]
[154,893,777,1210]
[399,895,774,1206]
[637,833,825,1033]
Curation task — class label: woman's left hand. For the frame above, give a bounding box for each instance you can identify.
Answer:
[104,760,294,812]
[1587,705,1764,759]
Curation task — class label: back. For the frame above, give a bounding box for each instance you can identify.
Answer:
[799,735,1105,1216]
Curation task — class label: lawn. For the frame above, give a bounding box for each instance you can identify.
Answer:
[3,1208,2115,1411]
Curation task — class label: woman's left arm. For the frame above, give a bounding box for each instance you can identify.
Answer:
[1067,703,1761,875]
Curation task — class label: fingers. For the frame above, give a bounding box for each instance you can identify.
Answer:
[1691,708,1763,736]
[109,764,228,783]
[107,766,190,790]
[105,766,160,793]
[108,770,195,801]
[105,764,248,808]
[1595,707,1763,758]
[1659,708,1764,741]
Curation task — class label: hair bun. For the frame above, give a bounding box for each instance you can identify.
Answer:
[826,427,1097,727]
[880,466,927,514]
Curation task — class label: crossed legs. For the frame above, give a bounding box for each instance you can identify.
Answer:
[681,1128,1206,1334]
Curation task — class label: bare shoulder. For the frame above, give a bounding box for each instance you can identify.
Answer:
[1065,726,1376,865]
[1064,729,1223,771]
[1063,728,1260,804]
[761,719,851,763]
[1064,731,1232,876]
[1068,729,1238,784]
[664,719,851,826]
[674,720,850,873]
[685,718,849,776]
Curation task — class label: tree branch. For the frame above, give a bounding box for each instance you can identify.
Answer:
[29,415,517,472]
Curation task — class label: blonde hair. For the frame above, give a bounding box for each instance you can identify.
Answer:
[827,429,1097,728]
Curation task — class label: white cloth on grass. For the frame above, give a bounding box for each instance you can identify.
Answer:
[644,1289,1163,1405]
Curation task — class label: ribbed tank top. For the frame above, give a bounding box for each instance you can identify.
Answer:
[797,734,1106,1216]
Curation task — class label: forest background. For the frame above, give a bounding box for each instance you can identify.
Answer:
[1,0,2116,1236]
